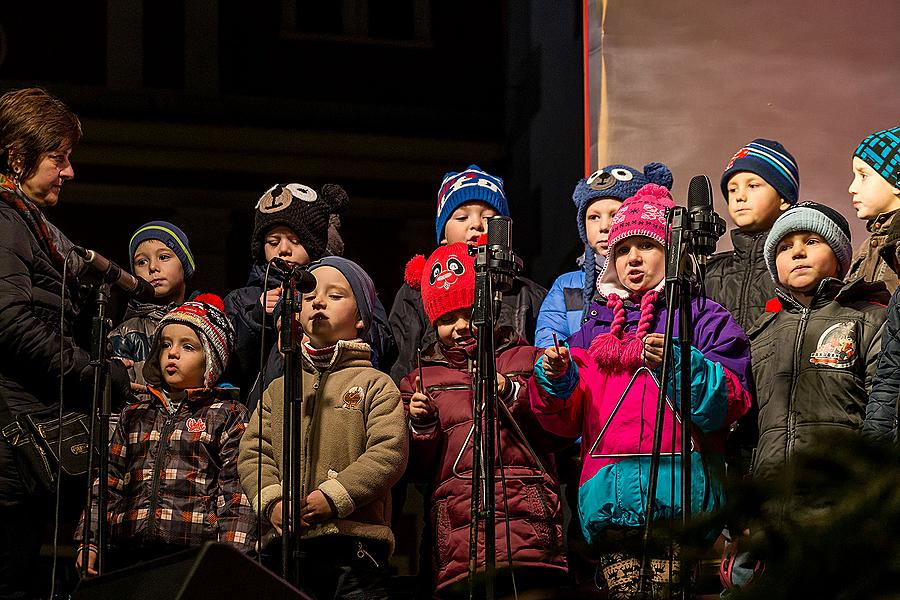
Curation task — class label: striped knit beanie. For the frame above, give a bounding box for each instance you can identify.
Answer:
[764,201,852,283]
[129,221,195,279]
[143,293,234,388]
[854,126,900,189]
[720,139,799,205]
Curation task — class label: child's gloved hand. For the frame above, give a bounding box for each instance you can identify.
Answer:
[259,287,282,315]
[409,376,437,421]
[642,333,665,369]
[541,344,570,379]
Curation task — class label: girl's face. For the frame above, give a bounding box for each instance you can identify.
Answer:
[613,236,666,295]
[159,323,206,389]
[435,308,474,348]
[133,240,186,304]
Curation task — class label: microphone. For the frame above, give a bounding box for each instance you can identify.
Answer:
[686,175,726,265]
[72,246,157,302]
[269,258,317,293]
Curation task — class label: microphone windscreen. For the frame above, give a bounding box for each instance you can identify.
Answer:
[687,175,713,212]
[486,216,512,249]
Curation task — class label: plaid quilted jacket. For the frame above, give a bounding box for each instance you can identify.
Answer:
[76,386,255,553]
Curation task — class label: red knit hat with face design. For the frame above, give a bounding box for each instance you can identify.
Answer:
[404,242,476,324]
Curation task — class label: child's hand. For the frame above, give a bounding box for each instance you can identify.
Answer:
[300,490,336,527]
[542,344,570,379]
[642,333,665,369]
[496,373,508,395]
[75,546,98,577]
[409,376,437,420]
[260,287,283,315]
[268,499,288,535]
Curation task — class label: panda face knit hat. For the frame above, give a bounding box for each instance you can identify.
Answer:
[764,201,852,283]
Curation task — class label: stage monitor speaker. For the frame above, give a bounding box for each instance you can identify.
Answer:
[72,542,310,600]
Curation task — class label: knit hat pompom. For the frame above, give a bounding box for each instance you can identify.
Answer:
[404,254,427,290]
[251,182,350,262]
[419,243,476,324]
[764,201,852,283]
[142,292,235,389]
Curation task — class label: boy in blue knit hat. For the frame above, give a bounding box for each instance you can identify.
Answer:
[845,126,900,293]
[706,138,800,333]
[535,162,673,347]
[110,220,196,394]
[388,164,546,383]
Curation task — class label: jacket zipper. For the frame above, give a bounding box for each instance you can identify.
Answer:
[300,370,325,503]
[146,411,178,535]
[737,237,758,326]
[785,306,810,461]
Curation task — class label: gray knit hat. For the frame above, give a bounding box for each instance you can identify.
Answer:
[307,256,376,336]
[764,201,852,283]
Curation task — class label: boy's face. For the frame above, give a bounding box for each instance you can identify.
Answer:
[300,266,363,347]
[613,236,666,295]
[435,307,474,348]
[159,323,206,389]
[585,198,622,257]
[775,231,839,296]
[133,239,186,304]
[442,201,498,245]
[263,225,311,268]
[849,157,900,220]
[726,172,789,232]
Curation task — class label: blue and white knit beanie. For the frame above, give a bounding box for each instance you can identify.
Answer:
[435,165,509,243]
[854,126,900,189]
[764,201,852,283]
[720,139,800,205]
[129,221,195,279]
[571,162,673,312]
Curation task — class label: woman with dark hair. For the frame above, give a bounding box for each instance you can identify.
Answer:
[0,87,128,599]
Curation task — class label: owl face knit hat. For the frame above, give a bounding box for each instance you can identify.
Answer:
[720,139,800,205]
[129,221,195,279]
[252,182,349,262]
[596,184,674,298]
[435,165,509,244]
[142,293,235,389]
[764,201,852,283]
[854,126,900,189]
[404,242,475,324]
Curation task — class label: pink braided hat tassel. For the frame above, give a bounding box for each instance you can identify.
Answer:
[621,290,660,370]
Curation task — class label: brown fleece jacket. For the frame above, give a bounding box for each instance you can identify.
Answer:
[237,339,408,553]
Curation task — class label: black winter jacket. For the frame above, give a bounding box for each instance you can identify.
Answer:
[109,299,177,391]
[863,286,900,442]
[0,198,91,416]
[388,275,547,384]
[749,278,887,480]
[705,228,775,333]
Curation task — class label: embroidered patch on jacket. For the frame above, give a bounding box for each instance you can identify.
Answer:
[809,321,856,368]
[186,417,207,433]
[342,386,364,409]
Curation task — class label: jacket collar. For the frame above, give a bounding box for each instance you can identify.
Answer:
[867,209,899,234]
[301,338,372,372]
[775,276,890,311]
[422,326,524,368]
[729,228,768,256]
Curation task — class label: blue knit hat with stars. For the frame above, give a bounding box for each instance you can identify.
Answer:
[854,126,900,189]
[435,165,509,243]
[571,162,673,315]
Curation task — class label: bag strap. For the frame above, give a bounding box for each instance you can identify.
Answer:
[0,396,25,442]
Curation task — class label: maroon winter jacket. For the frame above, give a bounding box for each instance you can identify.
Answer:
[400,328,569,593]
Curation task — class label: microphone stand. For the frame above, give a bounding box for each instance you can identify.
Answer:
[80,283,112,577]
[278,272,302,586]
[466,217,522,600]
[638,208,694,599]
